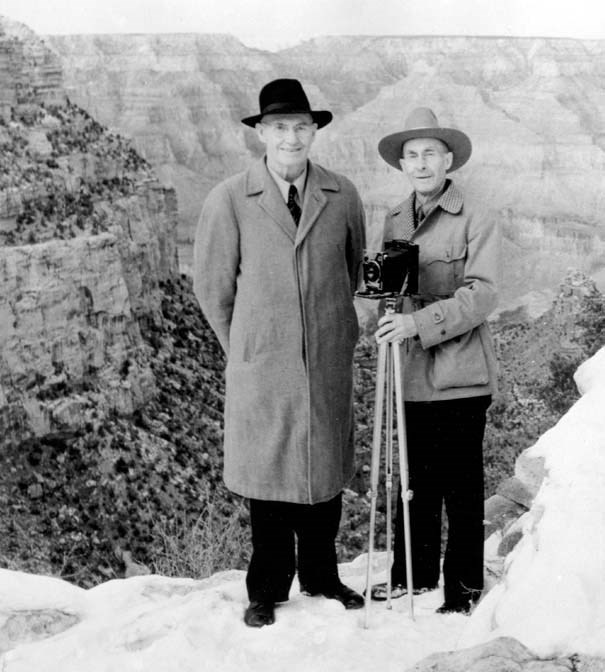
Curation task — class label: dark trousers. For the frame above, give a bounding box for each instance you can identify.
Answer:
[391,396,490,605]
[246,493,342,603]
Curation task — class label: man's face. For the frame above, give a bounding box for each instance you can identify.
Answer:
[256,113,317,178]
[399,137,453,197]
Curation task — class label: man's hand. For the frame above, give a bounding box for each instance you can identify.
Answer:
[375,313,418,344]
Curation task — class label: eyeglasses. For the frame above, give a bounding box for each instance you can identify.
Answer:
[262,121,316,137]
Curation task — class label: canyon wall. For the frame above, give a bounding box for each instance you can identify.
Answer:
[0,17,179,446]
[44,32,605,303]
[2,17,605,442]
[0,17,603,584]
[0,17,64,118]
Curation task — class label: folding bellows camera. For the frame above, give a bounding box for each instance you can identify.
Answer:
[357,239,419,298]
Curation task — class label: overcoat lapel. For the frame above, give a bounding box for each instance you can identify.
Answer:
[295,162,338,246]
[246,159,297,242]
[245,158,340,246]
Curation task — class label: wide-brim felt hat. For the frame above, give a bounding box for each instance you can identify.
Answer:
[378,107,472,172]
[241,78,332,129]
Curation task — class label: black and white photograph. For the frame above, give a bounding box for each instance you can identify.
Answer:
[1,0,604,669]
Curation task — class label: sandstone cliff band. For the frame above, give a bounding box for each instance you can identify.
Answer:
[193,78,501,627]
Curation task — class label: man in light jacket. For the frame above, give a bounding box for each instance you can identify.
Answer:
[370,107,501,614]
[193,79,366,627]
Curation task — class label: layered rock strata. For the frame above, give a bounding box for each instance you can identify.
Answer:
[0,19,178,447]
[0,16,64,120]
[43,32,605,302]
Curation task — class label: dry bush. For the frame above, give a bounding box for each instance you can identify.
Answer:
[151,490,250,579]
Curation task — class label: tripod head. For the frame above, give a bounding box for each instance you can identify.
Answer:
[383,296,398,314]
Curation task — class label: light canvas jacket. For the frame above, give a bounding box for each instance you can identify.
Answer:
[193,157,366,503]
[383,180,500,401]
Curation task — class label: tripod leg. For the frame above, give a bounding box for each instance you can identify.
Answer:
[364,339,388,629]
[385,343,394,609]
[393,343,415,621]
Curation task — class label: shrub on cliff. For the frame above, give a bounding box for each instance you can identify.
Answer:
[484,290,605,494]
[2,273,601,585]
[532,293,604,417]
[0,276,250,586]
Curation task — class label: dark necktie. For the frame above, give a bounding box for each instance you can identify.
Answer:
[414,202,427,230]
[287,185,301,226]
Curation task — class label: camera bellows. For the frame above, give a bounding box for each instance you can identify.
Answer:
[358,239,419,297]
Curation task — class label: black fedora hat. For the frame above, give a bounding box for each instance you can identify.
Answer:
[241,78,332,129]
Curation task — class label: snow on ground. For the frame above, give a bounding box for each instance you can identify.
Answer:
[2,346,605,670]
[1,557,468,672]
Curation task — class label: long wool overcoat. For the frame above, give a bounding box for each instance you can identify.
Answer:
[193,158,366,504]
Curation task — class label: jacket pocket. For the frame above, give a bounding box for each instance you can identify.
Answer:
[431,327,489,390]
[421,244,467,296]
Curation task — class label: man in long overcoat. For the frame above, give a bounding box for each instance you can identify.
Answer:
[369,107,501,614]
[193,79,366,627]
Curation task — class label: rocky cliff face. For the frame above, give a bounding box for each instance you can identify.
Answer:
[44,32,605,302]
[0,17,64,119]
[0,17,178,447]
[43,32,272,260]
[0,18,238,585]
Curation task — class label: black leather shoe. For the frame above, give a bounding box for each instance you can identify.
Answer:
[320,582,364,610]
[244,601,276,627]
[436,600,471,615]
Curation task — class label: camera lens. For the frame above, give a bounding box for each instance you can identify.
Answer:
[364,262,381,282]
